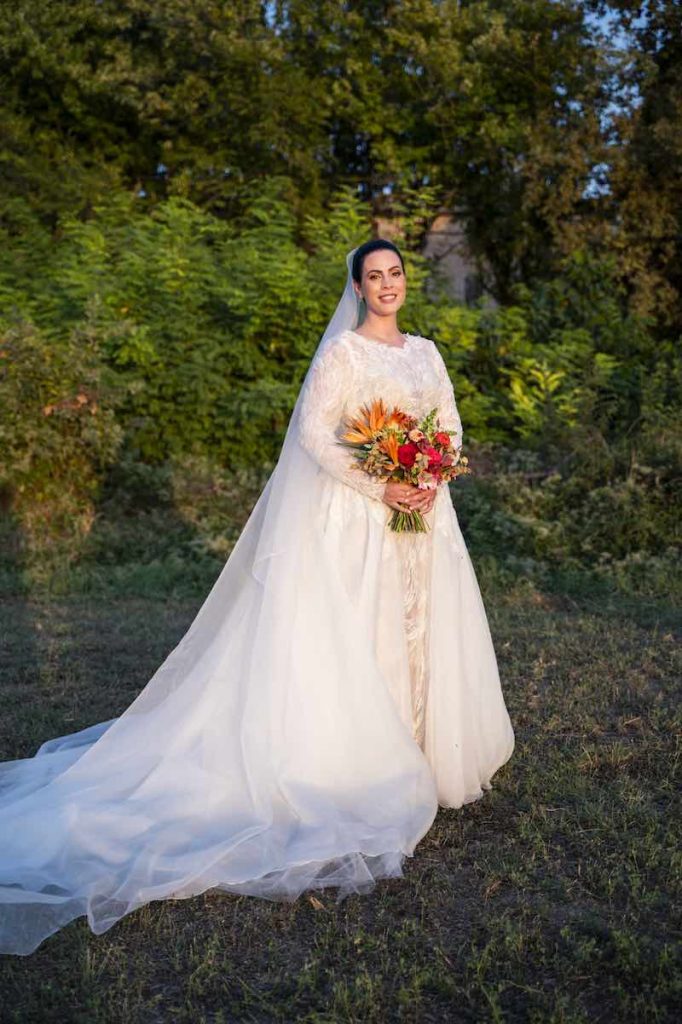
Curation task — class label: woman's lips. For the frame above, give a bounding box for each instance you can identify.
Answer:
[379,294,397,302]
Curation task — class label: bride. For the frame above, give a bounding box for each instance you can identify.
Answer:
[0,240,514,956]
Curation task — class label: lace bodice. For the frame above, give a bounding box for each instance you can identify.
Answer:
[298,329,463,501]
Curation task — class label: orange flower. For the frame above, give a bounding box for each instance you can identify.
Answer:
[340,419,375,443]
[379,434,400,466]
[340,397,390,442]
[367,397,388,432]
[385,407,412,429]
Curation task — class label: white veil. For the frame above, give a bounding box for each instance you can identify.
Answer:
[314,247,364,353]
[0,247,443,955]
[251,246,363,584]
[2,248,365,754]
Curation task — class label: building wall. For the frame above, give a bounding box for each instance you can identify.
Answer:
[422,212,495,307]
[375,211,496,308]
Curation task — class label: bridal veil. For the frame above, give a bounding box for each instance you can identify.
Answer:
[0,249,465,955]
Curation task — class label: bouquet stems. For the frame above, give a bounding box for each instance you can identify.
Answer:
[388,508,430,533]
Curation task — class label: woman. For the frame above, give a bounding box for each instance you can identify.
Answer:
[0,241,514,956]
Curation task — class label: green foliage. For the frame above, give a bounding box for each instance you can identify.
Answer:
[1,176,679,599]
[0,314,124,551]
[428,248,667,455]
[455,411,681,600]
[0,180,446,469]
[4,0,676,330]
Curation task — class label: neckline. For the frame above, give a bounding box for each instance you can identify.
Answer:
[346,329,415,351]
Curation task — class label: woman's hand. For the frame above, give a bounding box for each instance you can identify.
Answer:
[382,480,437,514]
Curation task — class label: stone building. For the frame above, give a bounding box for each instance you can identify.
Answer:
[377,211,496,308]
[422,212,495,306]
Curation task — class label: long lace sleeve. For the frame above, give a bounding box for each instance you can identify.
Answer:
[297,337,388,503]
[430,343,463,453]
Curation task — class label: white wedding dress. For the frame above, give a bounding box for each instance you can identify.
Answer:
[0,327,514,956]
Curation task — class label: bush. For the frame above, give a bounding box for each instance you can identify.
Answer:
[455,424,681,600]
[0,314,123,556]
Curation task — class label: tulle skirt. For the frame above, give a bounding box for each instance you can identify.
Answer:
[0,468,514,955]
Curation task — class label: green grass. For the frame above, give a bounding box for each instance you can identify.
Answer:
[0,571,680,1022]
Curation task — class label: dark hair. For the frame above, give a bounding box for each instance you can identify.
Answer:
[351,239,405,283]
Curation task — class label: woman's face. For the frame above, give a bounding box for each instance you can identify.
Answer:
[354,249,406,318]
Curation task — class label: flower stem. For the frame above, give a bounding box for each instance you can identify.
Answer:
[388,508,430,533]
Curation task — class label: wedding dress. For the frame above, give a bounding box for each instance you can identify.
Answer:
[0,254,514,956]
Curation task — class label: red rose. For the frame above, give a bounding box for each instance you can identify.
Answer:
[435,431,451,447]
[425,446,442,467]
[398,442,419,467]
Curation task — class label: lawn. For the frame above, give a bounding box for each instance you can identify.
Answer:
[0,578,679,1022]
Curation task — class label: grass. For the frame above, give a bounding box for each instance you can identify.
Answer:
[0,566,680,1022]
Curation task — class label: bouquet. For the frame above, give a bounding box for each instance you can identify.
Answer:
[336,398,471,533]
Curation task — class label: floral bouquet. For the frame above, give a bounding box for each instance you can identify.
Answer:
[336,398,471,533]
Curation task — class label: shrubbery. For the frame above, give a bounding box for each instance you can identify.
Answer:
[0,315,123,556]
[1,179,679,598]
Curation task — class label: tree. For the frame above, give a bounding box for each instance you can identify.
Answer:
[589,0,682,329]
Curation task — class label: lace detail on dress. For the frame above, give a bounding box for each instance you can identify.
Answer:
[400,532,431,750]
[428,342,463,452]
[297,336,388,502]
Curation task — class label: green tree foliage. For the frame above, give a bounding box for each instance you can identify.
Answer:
[0,3,679,588]
[588,0,682,330]
[2,0,670,313]
[0,0,330,225]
